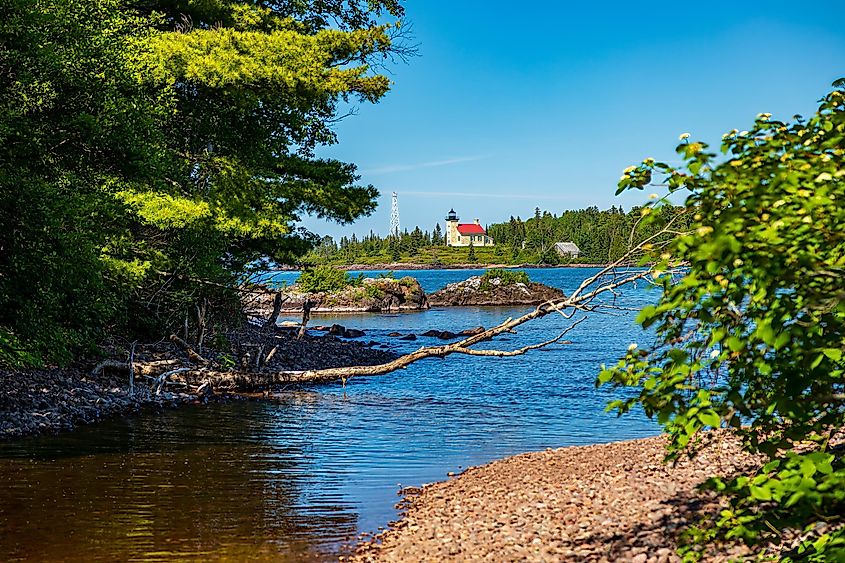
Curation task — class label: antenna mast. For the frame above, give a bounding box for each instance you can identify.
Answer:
[390,191,401,238]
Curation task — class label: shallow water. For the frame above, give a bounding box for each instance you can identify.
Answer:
[0,268,660,561]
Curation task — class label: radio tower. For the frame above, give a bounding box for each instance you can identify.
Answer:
[390,191,401,238]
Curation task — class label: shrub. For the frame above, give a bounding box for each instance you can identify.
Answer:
[297,266,352,294]
[601,80,845,560]
[365,284,384,299]
[481,268,530,287]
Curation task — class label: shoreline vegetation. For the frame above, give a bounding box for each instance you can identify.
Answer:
[303,206,690,268]
[269,262,614,271]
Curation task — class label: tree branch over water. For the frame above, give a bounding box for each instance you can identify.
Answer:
[172,224,686,389]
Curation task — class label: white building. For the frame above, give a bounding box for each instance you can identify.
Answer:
[444,209,494,247]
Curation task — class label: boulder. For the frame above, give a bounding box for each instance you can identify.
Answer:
[420,329,459,339]
[328,324,347,336]
[459,326,486,336]
[428,275,565,307]
[399,334,417,341]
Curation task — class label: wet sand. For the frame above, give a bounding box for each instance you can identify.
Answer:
[351,434,758,562]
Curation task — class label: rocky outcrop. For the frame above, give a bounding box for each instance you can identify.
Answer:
[428,275,565,307]
[252,277,429,315]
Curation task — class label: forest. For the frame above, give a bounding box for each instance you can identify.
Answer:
[304,204,690,265]
[0,0,405,367]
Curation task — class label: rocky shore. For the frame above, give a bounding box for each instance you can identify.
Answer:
[0,367,200,440]
[351,434,762,562]
[1,325,397,440]
[251,276,429,314]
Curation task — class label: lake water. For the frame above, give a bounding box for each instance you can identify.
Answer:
[0,268,660,562]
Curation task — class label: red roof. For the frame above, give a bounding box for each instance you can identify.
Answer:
[457,223,486,235]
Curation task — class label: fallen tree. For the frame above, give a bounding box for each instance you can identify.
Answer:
[158,223,685,390]
[98,220,685,393]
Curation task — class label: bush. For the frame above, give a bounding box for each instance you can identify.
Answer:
[481,268,530,287]
[297,266,352,294]
[601,80,845,560]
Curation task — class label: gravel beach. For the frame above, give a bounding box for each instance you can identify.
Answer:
[351,434,760,563]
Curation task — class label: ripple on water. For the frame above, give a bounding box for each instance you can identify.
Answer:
[0,268,659,561]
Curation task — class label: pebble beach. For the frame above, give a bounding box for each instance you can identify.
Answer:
[351,434,759,563]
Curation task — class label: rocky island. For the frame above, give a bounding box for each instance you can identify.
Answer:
[248,268,429,316]
[428,269,565,307]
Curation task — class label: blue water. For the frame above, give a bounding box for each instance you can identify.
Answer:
[0,267,660,562]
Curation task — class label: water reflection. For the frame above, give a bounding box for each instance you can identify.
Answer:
[0,405,358,561]
[0,268,660,561]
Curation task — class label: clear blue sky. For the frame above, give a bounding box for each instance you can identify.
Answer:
[306,1,845,239]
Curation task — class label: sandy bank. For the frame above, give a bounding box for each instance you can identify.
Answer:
[351,434,760,562]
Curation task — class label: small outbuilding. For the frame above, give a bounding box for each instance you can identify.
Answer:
[554,241,581,259]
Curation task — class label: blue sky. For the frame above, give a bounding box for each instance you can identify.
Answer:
[306,1,845,238]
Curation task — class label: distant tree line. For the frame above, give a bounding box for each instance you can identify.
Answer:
[304,205,689,265]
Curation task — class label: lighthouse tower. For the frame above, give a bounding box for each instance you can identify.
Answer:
[444,209,460,246]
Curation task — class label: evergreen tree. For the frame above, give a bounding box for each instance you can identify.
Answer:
[0,0,405,365]
[432,223,443,245]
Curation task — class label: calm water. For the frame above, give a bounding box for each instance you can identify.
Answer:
[0,268,659,562]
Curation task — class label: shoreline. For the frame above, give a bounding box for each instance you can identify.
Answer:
[271,263,614,272]
[1,328,397,441]
[350,433,760,563]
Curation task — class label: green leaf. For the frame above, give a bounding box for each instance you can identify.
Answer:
[823,348,843,362]
[698,410,721,428]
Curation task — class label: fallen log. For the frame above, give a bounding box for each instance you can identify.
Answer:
[91,359,181,376]
[169,334,209,364]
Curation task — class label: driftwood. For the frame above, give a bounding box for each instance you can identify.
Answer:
[297,298,313,340]
[263,291,288,329]
[128,341,137,395]
[91,358,181,376]
[152,367,192,395]
[169,333,209,365]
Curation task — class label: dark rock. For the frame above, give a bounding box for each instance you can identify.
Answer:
[388,332,403,337]
[421,329,458,340]
[459,326,486,336]
[328,324,347,336]
[345,329,365,339]
[399,334,417,341]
